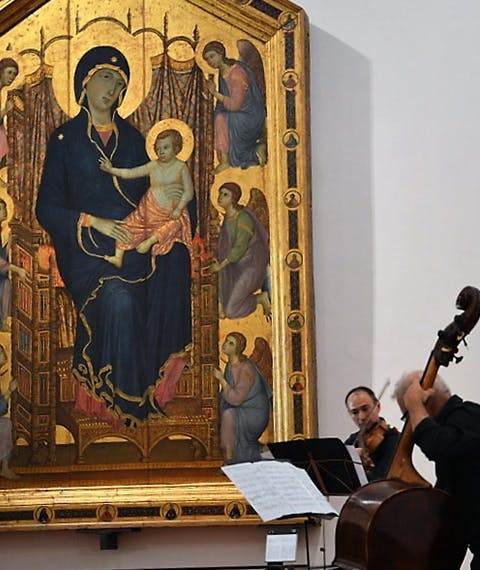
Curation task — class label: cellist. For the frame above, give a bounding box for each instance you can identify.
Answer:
[335,286,480,570]
[344,386,400,481]
[394,371,480,570]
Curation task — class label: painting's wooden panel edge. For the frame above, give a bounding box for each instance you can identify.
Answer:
[0,0,50,36]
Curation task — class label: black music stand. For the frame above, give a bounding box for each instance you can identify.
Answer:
[267,437,365,496]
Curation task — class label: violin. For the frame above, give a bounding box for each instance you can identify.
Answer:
[353,379,395,470]
[356,418,398,471]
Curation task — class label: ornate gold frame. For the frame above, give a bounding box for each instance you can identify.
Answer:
[0,0,314,530]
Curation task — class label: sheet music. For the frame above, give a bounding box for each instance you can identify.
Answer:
[345,445,369,486]
[222,460,338,522]
[265,531,298,562]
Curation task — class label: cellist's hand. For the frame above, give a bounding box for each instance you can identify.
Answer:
[403,376,433,429]
[404,378,433,408]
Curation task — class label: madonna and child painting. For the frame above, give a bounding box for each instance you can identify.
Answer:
[0,30,273,472]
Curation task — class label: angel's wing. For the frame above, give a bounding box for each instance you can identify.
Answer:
[237,39,266,99]
[246,187,269,233]
[250,337,273,444]
[249,337,272,389]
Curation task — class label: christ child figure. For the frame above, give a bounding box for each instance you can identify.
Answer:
[99,128,194,267]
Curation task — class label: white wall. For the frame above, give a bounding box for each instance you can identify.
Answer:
[311,2,479,568]
[2,0,479,567]
[311,0,480,439]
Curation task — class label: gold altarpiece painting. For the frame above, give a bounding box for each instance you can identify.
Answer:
[0,0,315,529]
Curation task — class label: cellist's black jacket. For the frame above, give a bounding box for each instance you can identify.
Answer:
[413,395,480,545]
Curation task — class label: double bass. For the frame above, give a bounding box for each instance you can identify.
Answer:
[334,285,480,570]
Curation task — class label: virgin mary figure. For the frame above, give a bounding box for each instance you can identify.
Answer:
[36,46,192,425]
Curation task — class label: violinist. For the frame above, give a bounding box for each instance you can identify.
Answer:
[394,371,480,570]
[344,386,400,481]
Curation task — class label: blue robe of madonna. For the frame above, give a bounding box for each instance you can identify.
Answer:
[36,109,192,423]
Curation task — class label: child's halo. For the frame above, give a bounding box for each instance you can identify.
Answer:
[146,119,194,162]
